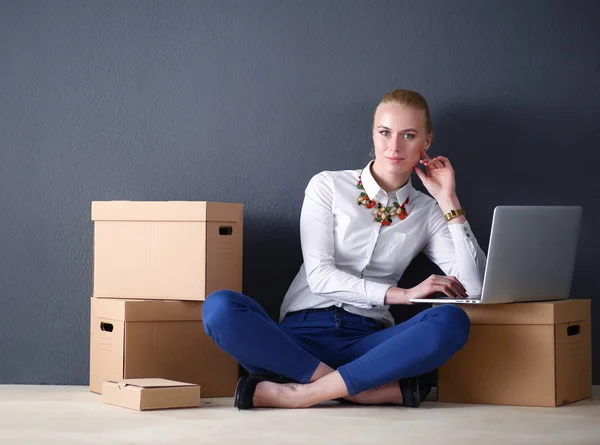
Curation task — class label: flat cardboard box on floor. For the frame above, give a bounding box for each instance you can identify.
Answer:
[438,299,592,407]
[89,297,238,397]
[102,378,200,411]
[92,201,243,300]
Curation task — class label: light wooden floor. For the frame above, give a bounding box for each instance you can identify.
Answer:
[0,385,599,445]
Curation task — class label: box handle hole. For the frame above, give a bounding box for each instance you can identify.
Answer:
[567,325,581,336]
[219,226,233,236]
[100,322,113,332]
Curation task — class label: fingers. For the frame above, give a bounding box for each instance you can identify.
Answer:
[421,156,445,170]
[426,160,444,170]
[430,275,468,298]
[447,276,467,294]
[435,283,461,299]
[449,278,467,298]
[444,281,465,298]
[424,156,455,174]
[435,156,453,169]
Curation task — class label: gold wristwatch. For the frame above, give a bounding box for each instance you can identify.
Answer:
[443,208,465,222]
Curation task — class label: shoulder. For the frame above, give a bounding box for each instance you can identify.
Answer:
[305,168,361,192]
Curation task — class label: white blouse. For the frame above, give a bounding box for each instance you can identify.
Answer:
[279,161,487,327]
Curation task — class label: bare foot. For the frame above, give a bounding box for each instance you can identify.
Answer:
[252,371,351,409]
[253,382,307,408]
[344,382,403,405]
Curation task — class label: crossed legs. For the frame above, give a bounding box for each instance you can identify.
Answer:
[203,290,469,408]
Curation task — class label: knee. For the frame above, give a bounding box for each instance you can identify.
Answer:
[202,289,242,334]
[434,304,471,349]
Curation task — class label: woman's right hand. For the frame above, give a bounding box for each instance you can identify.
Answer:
[385,275,468,304]
[405,275,468,302]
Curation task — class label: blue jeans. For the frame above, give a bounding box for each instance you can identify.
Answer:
[203,290,470,396]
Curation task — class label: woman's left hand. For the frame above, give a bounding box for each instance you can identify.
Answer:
[413,149,456,201]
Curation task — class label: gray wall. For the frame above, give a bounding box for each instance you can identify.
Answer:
[1,0,599,385]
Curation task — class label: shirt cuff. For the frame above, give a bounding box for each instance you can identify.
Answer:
[366,281,392,307]
[447,220,478,258]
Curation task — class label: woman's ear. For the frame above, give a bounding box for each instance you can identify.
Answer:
[424,132,434,150]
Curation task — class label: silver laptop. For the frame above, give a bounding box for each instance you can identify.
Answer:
[409,206,582,304]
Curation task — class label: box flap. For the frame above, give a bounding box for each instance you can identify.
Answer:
[91,201,242,222]
[451,299,590,325]
[110,378,198,389]
[91,297,203,322]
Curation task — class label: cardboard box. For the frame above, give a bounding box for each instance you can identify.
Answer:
[89,297,239,397]
[102,378,200,411]
[438,299,592,407]
[92,201,243,300]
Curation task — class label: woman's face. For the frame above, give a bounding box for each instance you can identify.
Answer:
[372,103,433,175]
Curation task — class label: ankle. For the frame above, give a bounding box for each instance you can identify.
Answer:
[254,381,312,409]
[292,383,319,408]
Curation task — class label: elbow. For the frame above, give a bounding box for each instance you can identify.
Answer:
[306,271,326,295]
[305,265,334,296]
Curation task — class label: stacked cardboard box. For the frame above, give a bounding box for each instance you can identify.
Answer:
[437,299,592,407]
[89,201,242,398]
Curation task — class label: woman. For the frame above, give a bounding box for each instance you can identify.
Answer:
[203,89,486,410]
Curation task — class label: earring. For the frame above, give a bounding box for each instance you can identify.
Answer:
[369,147,375,159]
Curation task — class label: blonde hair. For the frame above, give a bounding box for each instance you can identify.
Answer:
[376,89,432,133]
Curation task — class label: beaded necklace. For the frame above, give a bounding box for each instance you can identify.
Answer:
[356,176,409,226]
